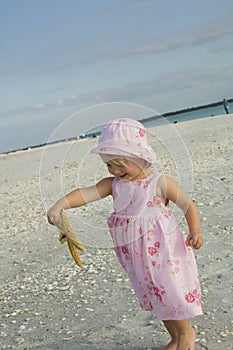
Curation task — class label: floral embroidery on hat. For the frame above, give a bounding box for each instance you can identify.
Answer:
[139,128,146,137]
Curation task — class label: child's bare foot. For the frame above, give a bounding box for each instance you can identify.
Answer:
[177,325,196,350]
[163,339,177,349]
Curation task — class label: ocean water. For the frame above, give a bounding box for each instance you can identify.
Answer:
[143,101,232,128]
[1,101,231,154]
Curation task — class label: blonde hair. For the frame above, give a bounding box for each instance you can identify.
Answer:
[101,154,151,169]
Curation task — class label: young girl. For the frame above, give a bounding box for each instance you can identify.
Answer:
[47,118,203,350]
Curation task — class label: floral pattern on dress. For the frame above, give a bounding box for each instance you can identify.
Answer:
[167,258,180,274]
[140,295,153,311]
[185,283,202,307]
[163,207,173,219]
[146,196,161,208]
[135,178,151,188]
[148,241,160,256]
[108,172,203,320]
[184,239,193,251]
[144,272,167,304]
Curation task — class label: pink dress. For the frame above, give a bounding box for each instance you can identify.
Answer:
[107,172,203,321]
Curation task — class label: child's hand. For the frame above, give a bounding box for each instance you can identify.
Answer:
[47,205,62,226]
[187,232,204,250]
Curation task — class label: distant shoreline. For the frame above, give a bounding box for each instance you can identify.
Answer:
[1,98,232,156]
[139,98,233,123]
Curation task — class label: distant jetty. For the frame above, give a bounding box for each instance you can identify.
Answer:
[139,98,233,124]
[1,98,232,156]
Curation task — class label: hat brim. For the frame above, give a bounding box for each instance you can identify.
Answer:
[91,141,156,164]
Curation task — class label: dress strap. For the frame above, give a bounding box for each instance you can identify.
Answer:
[151,172,169,207]
[150,171,163,186]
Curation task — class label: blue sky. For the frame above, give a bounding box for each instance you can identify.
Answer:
[1,0,233,152]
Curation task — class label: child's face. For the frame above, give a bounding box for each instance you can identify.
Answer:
[101,155,149,181]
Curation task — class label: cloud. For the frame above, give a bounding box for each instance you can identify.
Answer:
[2,64,232,121]
[34,103,45,109]
[79,13,233,63]
[86,66,233,101]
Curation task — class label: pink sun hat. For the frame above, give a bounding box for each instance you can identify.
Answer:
[91,118,156,163]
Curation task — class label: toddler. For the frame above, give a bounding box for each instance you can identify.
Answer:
[48,118,203,350]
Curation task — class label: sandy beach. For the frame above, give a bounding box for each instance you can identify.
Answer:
[0,114,232,350]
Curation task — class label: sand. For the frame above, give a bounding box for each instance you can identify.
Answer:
[0,114,232,349]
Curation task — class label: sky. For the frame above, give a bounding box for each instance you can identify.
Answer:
[1,0,233,152]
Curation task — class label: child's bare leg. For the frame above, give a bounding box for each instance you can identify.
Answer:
[173,319,196,350]
[162,320,178,350]
[162,319,195,350]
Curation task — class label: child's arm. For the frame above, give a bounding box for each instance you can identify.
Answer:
[157,175,203,250]
[47,177,113,225]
